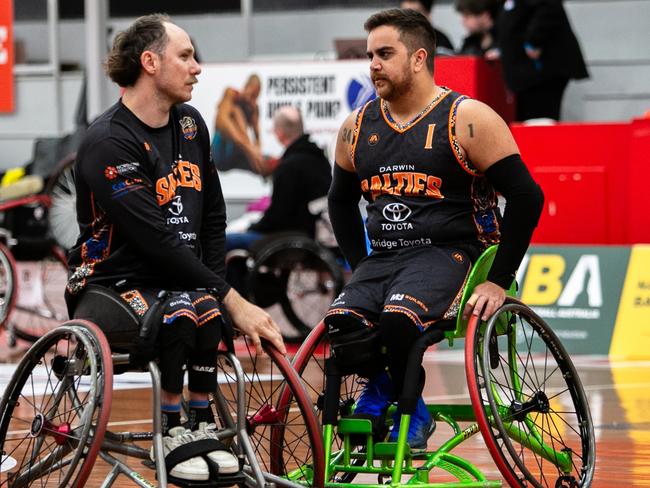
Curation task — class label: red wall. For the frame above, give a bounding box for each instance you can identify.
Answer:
[512,118,650,244]
[435,56,515,123]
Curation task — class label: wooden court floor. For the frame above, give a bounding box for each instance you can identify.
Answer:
[2,342,649,487]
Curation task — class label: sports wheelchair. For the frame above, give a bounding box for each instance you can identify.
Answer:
[281,245,596,487]
[226,198,346,342]
[0,153,74,345]
[0,287,326,487]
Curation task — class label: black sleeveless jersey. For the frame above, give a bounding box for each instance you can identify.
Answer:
[352,88,501,253]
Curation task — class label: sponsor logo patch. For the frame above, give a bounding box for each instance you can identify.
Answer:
[179,116,198,141]
[382,202,411,222]
[104,166,118,180]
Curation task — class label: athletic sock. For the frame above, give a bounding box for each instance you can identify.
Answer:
[187,400,213,431]
[161,403,182,436]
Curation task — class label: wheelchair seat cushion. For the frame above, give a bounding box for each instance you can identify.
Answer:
[72,285,141,351]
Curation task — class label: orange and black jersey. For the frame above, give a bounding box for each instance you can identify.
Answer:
[66,101,230,301]
[352,89,501,252]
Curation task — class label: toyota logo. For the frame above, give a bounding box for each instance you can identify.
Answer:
[382,203,411,222]
[169,195,184,216]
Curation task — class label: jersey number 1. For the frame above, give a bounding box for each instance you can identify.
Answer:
[424,123,436,149]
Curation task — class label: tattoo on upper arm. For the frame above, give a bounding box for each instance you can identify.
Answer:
[342,127,354,144]
[468,123,474,138]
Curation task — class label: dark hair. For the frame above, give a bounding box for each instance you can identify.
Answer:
[105,13,171,87]
[364,8,437,73]
[454,0,500,18]
[406,0,435,12]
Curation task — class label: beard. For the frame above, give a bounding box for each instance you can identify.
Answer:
[373,71,414,102]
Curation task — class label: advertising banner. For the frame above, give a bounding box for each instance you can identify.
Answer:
[0,0,13,112]
[517,246,630,355]
[609,245,650,359]
[191,60,373,199]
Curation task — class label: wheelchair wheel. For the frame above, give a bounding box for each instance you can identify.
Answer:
[45,154,79,252]
[250,236,344,341]
[290,321,366,483]
[9,248,69,344]
[465,298,596,487]
[0,320,113,487]
[0,242,17,330]
[214,338,324,487]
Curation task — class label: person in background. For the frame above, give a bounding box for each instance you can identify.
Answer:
[226,105,332,253]
[250,106,332,237]
[400,0,455,55]
[212,74,266,174]
[455,0,500,58]
[496,0,589,121]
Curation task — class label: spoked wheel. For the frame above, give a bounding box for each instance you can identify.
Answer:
[466,298,596,487]
[278,247,343,340]
[0,242,17,330]
[0,320,113,487]
[9,248,69,344]
[250,236,344,342]
[290,321,367,484]
[214,339,324,487]
[45,153,79,252]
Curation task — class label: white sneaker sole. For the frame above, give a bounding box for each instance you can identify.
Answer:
[170,458,210,481]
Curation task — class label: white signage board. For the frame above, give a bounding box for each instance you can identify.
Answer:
[190,60,376,200]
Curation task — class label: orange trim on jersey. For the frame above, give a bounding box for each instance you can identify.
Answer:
[448,96,481,177]
[382,304,422,328]
[198,309,222,326]
[350,102,371,172]
[192,294,217,306]
[325,307,376,328]
[380,89,451,134]
[164,308,198,325]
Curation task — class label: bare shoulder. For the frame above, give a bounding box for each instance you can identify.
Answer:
[455,99,519,172]
[335,108,361,172]
[217,87,237,106]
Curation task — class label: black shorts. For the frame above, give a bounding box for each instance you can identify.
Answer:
[326,245,472,330]
[72,286,223,351]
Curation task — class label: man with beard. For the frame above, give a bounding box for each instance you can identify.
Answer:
[66,14,285,482]
[326,8,544,449]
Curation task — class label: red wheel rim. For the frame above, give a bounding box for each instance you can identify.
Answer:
[465,314,522,488]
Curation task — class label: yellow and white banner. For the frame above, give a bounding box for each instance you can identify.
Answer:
[610,245,650,359]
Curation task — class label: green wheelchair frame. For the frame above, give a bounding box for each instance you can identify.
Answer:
[290,245,596,488]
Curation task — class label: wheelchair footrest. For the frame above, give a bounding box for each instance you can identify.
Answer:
[338,416,388,446]
[374,442,412,459]
[338,417,374,435]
